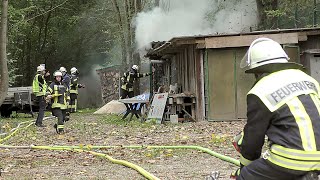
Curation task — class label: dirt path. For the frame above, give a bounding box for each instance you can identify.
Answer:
[0,111,245,180]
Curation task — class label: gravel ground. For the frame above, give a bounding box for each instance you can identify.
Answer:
[0,111,245,180]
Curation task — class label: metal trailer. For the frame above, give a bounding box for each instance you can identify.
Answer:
[0,87,39,117]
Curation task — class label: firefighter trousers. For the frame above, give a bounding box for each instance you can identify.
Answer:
[52,108,66,132]
[69,93,77,113]
[238,158,319,180]
[35,96,46,125]
[120,88,134,99]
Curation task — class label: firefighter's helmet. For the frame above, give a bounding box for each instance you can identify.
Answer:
[241,38,302,73]
[53,71,63,77]
[70,67,78,75]
[37,65,45,72]
[59,67,67,73]
[132,65,139,71]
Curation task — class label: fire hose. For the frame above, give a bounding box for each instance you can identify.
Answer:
[0,118,240,180]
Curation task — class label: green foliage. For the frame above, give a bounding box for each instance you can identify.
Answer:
[261,0,319,29]
[6,0,118,86]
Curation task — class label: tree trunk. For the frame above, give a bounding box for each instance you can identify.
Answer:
[155,0,160,7]
[125,0,132,65]
[111,0,127,70]
[0,0,9,106]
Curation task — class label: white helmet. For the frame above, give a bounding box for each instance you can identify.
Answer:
[59,67,67,73]
[132,65,139,71]
[53,71,63,77]
[240,38,301,73]
[37,65,45,72]
[70,67,78,74]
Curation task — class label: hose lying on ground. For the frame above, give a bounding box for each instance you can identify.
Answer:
[0,116,55,144]
[0,144,160,180]
[0,144,240,167]
[0,116,240,179]
[0,120,33,136]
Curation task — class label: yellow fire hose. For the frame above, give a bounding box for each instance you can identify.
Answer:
[32,145,240,166]
[0,144,159,180]
[0,122,34,144]
[0,118,241,179]
[0,116,54,144]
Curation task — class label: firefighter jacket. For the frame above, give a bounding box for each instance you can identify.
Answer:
[70,74,83,94]
[121,69,152,92]
[47,81,69,110]
[62,74,71,89]
[240,69,320,172]
[32,73,47,96]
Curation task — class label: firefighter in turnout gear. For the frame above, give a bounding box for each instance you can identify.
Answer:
[32,65,48,127]
[231,38,320,180]
[69,67,85,113]
[120,65,152,99]
[59,66,71,121]
[46,71,69,134]
[59,67,71,88]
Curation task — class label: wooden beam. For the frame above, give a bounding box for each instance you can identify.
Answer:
[196,43,205,49]
[298,32,308,41]
[205,33,299,48]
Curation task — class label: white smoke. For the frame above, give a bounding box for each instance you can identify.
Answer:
[77,64,103,108]
[135,0,258,50]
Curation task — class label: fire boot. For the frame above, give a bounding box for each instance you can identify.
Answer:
[53,124,58,133]
[298,172,320,180]
[57,124,64,134]
[65,112,70,122]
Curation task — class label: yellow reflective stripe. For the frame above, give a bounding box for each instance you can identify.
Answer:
[240,154,252,166]
[126,74,130,82]
[271,145,320,161]
[310,94,320,116]
[70,89,78,94]
[54,85,59,97]
[287,97,316,151]
[48,87,53,93]
[52,103,62,108]
[53,85,59,106]
[238,131,244,145]
[267,152,320,171]
[57,125,64,129]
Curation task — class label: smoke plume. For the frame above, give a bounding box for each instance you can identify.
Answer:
[135,0,258,50]
[77,64,103,109]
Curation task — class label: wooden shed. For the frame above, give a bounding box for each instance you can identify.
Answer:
[146,27,320,121]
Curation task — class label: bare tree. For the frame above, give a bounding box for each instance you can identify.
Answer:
[111,0,146,69]
[0,0,9,106]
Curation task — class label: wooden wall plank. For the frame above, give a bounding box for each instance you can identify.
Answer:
[205,33,299,49]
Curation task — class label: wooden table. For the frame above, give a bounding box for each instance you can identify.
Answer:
[118,99,149,121]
